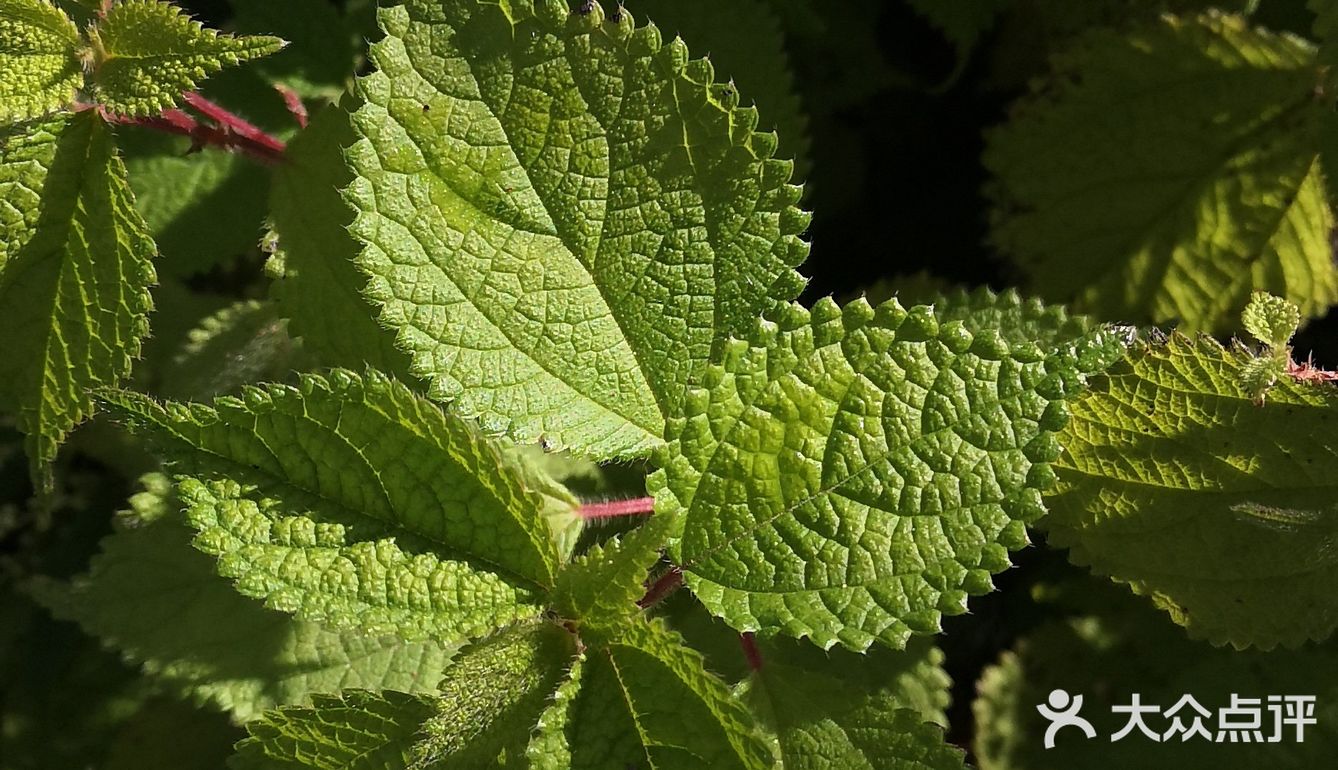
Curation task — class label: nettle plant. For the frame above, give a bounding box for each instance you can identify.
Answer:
[5,0,1338,767]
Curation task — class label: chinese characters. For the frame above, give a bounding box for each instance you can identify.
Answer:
[1036,690,1317,747]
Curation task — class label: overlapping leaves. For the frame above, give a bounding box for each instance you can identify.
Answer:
[1043,334,1338,648]
[654,297,1121,651]
[345,0,809,459]
[96,370,566,642]
[89,0,284,116]
[0,0,82,124]
[0,111,156,489]
[232,622,577,769]
[987,11,1338,333]
[32,474,460,721]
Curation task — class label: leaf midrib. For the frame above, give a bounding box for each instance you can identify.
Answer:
[442,12,668,432]
[123,395,551,592]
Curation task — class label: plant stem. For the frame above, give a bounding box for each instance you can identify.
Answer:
[97,94,287,164]
[274,84,309,128]
[181,92,287,156]
[738,632,763,672]
[637,567,682,608]
[577,496,656,520]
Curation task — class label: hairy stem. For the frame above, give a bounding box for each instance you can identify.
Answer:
[637,567,682,609]
[97,93,287,164]
[576,496,655,520]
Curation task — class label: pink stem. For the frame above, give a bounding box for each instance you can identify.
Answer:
[739,632,763,672]
[637,567,682,608]
[577,496,655,520]
[275,84,309,128]
[181,92,288,157]
[99,100,286,164]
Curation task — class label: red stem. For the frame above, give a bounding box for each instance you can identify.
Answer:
[97,95,287,165]
[637,567,682,608]
[275,84,309,128]
[739,632,763,672]
[181,92,288,157]
[577,496,655,520]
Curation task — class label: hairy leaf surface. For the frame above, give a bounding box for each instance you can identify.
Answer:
[654,298,1090,650]
[32,475,460,721]
[525,652,584,769]
[232,622,577,769]
[156,299,300,400]
[625,0,810,174]
[346,0,809,459]
[0,111,156,488]
[552,513,672,626]
[0,0,82,123]
[412,622,576,768]
[743,661,967,770]
[566,617,773,770]
[97,370,568,640]
[231,689,436,769]
[269,104,411,377]
[987,12,1337,333]
[1043,335,1338,648]
[90,0,284,116]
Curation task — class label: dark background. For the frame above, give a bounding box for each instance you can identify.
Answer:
[2,0,1334,764]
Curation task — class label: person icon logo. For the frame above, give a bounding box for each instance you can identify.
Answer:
[1036,688,1097,749]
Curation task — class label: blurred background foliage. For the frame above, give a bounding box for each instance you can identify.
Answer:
[3,0,1335,765]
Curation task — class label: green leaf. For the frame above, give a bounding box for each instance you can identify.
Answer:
[232,622,578,770]
[412,622,577,768]
[905,0,1006,78]
[120,131,268,278]
[624,0,810,175]
[1042,334,1338,648]
[0,0,82,124]
[32,474,461,721]
[103,698,242,770]
[923,286,1130,376]
[1312,0,1338,70]
[552,513,672,626]
[156,299,302,400]
[96,369,569,640]
[89,0,285,116]
[231,690,438,770]
[346,0,809,459]
[743,661,967,769]
[0,110,157,489]
[986,11,1338,333]
[658,592,954,726]
[653,298,1077,651]
[268,103,412,377]
[230,0,355,98]
[103,370,562,587]
[177,475,545,646]
[973,586,1338,769]
[1241,290,1300,349]
[567,617,773,770]
[525,652,585,770]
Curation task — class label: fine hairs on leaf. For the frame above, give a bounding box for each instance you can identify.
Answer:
[345,0,809,460]
[10,0,1338,766]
